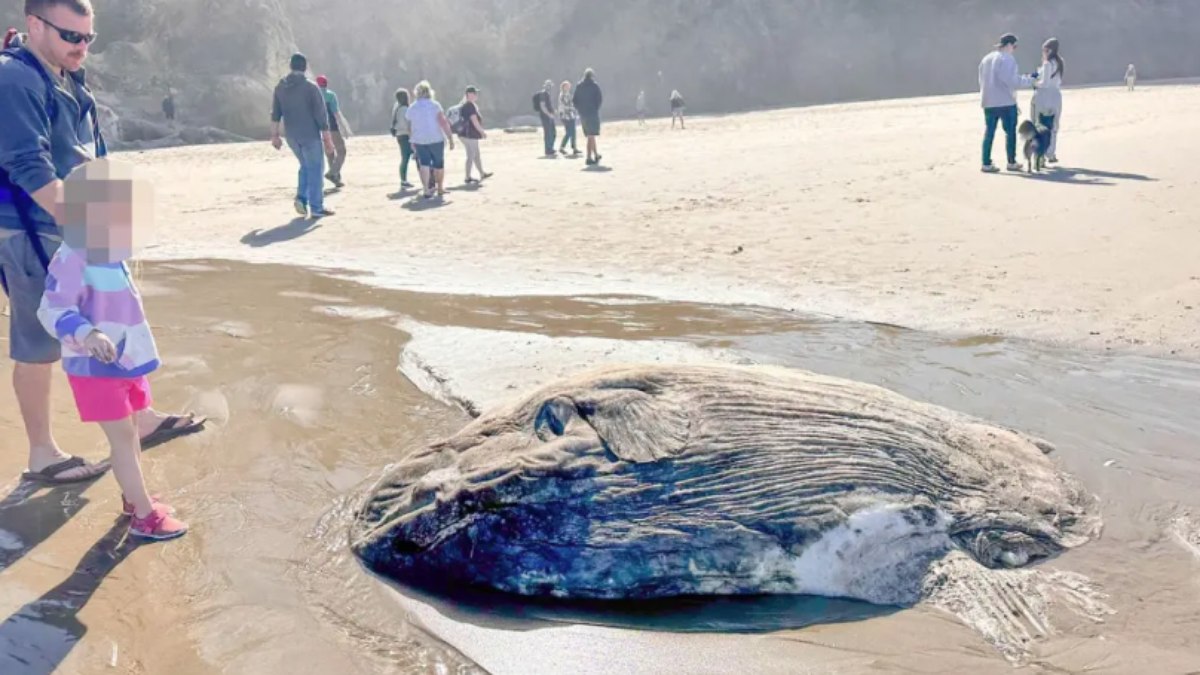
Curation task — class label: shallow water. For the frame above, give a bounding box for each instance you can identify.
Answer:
[2,260,1198,674]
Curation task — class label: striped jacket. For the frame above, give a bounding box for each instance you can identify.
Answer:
[37,244,159,378]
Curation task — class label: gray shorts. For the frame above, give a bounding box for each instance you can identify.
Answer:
[0,231,61,364]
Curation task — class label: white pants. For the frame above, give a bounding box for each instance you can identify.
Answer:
[462,137,483,178]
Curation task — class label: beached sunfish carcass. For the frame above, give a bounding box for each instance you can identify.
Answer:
[351,365,1099,607]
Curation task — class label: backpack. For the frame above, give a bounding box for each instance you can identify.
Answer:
[446,104,468,136]
[0,44,106,268]
[532,92,543,113]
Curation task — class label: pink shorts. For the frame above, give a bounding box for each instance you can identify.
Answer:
[67,375,152,423]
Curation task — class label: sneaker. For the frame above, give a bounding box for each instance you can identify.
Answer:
[595,154,603,164]
[310,209,335,218]
[129,503,188,541]
[465,177,478,185]
[1006,162,1023,172]
[481,172,493,180]
[981,164,1000,173]
[1046,155,1059,164]
[121,494,174,517]
[293,198,307,215]
[401,181,414,189]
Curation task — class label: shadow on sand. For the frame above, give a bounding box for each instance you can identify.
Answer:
[0,518,139,675]
[240,217,323,247]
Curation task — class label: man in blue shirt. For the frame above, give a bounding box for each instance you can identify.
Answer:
[0,0,204,484]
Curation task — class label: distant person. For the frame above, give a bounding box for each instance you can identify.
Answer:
[161,92,175,123]
[558,80,580,156]
[270,52,336,217]
[1125,63,1137,91]
[978,33,1035,173]
[1030,38,1063,164]
[316,75,351,188]
[458,86,491,184]
[636,90,646,126]
[670,90,686,129]
[573,68,604,166]
[406,80,455,199]
[390,88,414,190]
[534,79,556,157]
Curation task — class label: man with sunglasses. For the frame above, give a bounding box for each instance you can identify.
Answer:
[1,0,205,484]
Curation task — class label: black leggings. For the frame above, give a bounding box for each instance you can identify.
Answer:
[397,135,413,183]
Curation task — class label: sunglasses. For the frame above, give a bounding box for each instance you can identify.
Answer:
[35,14,97,45]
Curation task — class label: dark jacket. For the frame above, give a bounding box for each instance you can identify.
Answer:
[271,72,329,144]
[572,78,603,117]
[0,47,103,235]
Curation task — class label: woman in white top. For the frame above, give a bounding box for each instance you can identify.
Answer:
[405,81,456,198]
[1125,64,1137,91]
[1031,38,1064,163]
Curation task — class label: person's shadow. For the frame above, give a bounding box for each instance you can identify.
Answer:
[583,164,613,173]
[0,518,137,675]
[1014,166,1155,186]
[240,217,323,247]
[402,196,448,211]
[0,480,97,572]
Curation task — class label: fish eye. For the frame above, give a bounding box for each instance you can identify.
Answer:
[534,398,573,439]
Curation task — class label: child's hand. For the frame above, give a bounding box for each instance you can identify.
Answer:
[84,330,117,363]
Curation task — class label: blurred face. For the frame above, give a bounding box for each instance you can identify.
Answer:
[467,92,478,103]
[27,5,95,72]
[61,162,155,264]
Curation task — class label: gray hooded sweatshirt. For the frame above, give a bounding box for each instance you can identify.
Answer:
[271,71,328,144]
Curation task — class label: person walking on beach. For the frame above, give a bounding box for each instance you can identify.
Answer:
[1030,38,1063,164]
[558,80,580,156]
[459,86,491,184]
[390,88,415,190]
[573,68,604,166]
[1125,64,1137,91]
[316,75,351,188]
[636,89,646,126]
[978,33,1035,173]
[406,80,455,199]
[270,52,336,217]
[670,90,686,129]
[38,159,188,539]
[1,0,204,486]
[535,79,556,157]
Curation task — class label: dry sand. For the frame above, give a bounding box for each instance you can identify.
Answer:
[131,81,1200,357]
[2,82,1200,674]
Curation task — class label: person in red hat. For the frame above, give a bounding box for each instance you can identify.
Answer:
[316,74,351,187]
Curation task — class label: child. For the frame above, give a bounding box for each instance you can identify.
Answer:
[37,158,188,541]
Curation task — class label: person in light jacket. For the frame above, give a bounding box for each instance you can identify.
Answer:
[978,33,1036,173]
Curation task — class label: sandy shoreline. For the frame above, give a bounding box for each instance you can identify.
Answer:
[125,81,1200,359]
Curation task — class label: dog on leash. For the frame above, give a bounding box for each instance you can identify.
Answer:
[1018,119,1050,173]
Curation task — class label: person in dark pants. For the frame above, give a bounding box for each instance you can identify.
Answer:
[161,92,175,123]
[270,52,336,217]
[390,88,414,190]
[535,79,556,157]
[572,68,604,166]
[557,80,579,156]
[978,33,1035,173]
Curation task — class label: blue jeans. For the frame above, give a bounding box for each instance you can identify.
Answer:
[560,118,577,152]
[288,138,325,212]
[541,115,556,155]
[982,105,1018,166]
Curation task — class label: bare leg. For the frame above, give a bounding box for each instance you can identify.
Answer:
[435,168,445,194]
[99,416,153,518]
[15,362,100,480]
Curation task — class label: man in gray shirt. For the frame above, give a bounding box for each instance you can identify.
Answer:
[270,53,336,217]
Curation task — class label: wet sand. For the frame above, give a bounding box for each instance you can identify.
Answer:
[2,261,1199,673]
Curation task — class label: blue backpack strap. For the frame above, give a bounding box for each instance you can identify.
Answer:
[0,47,60,268]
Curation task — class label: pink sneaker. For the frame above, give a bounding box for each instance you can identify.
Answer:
[129,503,188,541]
[121,494,175,516]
